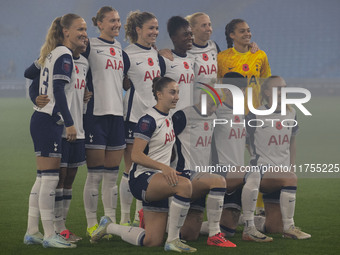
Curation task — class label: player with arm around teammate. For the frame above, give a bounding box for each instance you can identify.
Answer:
[218,18,271,113]
[246,76,311,239]
[120,10,166,226]
[163,16,195,111]
[25,38,92,243]
[90,77,197,253]
[218,18,272,214]
[24,14,87,248]
[82,6,127,236]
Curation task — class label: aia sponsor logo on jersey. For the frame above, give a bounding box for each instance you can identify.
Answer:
[242,64,249,72]
[75,79,85,89]
[195,136,212,147]
[148,58,154,66]
[178,73,194,84]
[229,128,246,139]
[144,70,160,81]
[202,53,209,61]
[183,61,189,69]
[110,48,116,56]
[268,134,289,145]
[197,64,217,76]
[164,129,175,144]
[105,59,124,70]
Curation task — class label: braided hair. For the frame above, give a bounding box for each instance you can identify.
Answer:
[225,19,245,48]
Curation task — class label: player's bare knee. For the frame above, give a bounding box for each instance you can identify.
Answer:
[176,177,192,197]
[283,172,297,186]
[210,173,226,189]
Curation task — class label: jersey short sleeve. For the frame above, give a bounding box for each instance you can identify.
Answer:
[134,114,157,141]
[24,59,41,79]
[172,110,187,136]
[53,54,73,82]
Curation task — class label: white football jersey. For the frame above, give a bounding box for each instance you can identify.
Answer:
[246,106,299,166]
[164,52,195,111]
[131,107,175,178]
[173,106,216,171]
[35,46,75,121]
[187,40,219,82]
[123,44,163,123]
[213,102,246,166]
[86,37,124,116]
[62,54,89,139]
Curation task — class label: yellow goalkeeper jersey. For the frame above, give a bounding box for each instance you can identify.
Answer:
[217,47,271,113]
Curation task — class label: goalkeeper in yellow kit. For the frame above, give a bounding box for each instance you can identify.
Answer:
[218,19,271,214]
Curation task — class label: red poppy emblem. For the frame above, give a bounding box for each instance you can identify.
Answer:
[242,64,249,72]
[183,61,189,69]
[204,122,209,131]
[202,53,209,61]
[75,65,79,74]
[276,121,283,130]
[234,115,240,123]
[110,48,116,56]
[148,58,154,66]
[166,119,170,127]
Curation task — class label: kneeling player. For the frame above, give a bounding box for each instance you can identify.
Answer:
[172,89,236,247]
[246,76,311,239]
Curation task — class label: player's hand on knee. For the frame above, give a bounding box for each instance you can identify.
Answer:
[162,166,179,187]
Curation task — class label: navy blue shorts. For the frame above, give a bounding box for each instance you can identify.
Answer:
[179,170,206,212]
[60,138,86,168]
[129,170,169,212]
[84,115,126,150]
[30,111,63,158]
[125,121,136,144]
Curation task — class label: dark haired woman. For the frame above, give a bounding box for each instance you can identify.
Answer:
[91,77,197,252]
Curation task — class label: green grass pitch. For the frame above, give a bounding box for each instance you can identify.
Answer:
[0,97,339,255]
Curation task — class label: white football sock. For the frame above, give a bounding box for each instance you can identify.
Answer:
[63,188,72,223]
[242,171,261,228]
[107,223,145,246]
[39,170,59,238]
[280,186,296,231]
[119,173,133,224]
[166,195,190,242]
[83,167,103,228]
[27,171,41,235]
[200,221,209,235]
[54,188,65,233]
[102,167,119,223]
[207,188,225,237]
